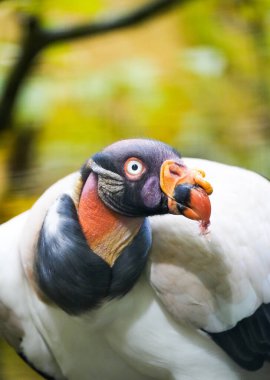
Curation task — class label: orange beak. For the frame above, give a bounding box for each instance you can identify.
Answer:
[160,160,213,229]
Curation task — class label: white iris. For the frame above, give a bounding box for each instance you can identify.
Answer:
[126,160,143,175]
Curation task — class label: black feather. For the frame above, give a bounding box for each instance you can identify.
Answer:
[36,194,111,315]
[35,194,151,315]
[208,303,270,371]
[110,219,151,298]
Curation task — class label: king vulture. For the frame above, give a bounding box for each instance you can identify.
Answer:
[0,138,269,380]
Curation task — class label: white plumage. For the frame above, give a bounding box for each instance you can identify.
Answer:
[0,156,269,380]
[151,159,270,332]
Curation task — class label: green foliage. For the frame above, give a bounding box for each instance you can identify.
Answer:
[6,0,103,18]
[0,1,270,377]
[0,0,270,209]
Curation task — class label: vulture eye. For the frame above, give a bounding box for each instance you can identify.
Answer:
[124,158,146,180]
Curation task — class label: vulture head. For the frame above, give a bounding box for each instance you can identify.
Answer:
[34,139,212,314]
[79,138,212,220]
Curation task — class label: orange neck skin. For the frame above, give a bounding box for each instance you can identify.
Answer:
[78,173,143,267]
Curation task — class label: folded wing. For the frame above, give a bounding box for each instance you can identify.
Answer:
[149,158,270,370]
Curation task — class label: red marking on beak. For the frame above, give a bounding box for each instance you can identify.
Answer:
[160,160,213,232]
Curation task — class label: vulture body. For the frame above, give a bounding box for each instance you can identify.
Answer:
[0,139,269,380]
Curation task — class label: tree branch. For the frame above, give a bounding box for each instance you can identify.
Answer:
[0,0,188,132]
[45,0,186,43]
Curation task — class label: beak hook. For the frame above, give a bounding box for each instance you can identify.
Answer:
[160,160,213,233]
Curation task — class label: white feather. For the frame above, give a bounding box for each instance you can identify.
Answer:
[0,159,269,379]
[150,158,270,332]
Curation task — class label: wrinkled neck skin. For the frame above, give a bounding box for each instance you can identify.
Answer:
[78,173,143,266]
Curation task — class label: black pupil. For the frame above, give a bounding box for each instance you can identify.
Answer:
[132,164,139,171]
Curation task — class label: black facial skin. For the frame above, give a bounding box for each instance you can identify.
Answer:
[81,139,182,217]
[173,183,193,214]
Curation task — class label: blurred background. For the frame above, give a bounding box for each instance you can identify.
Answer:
[0,0,269,378]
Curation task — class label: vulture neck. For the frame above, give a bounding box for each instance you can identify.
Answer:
[78,173,143,267]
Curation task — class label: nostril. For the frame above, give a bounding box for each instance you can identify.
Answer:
[169,164,183,177]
